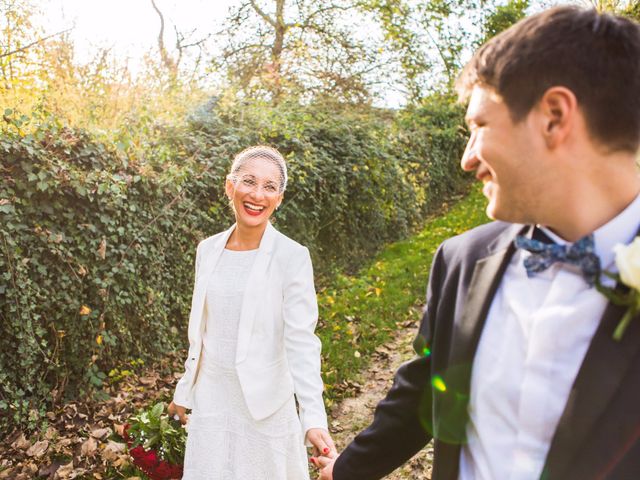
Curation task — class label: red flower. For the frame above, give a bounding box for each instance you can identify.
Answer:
[154,461,173,479]
[130,445,145,459]
[137,449,159,470]
[170,464,183,478]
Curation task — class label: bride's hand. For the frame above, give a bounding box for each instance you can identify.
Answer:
[167,401,189,425]
[306,428,337,458]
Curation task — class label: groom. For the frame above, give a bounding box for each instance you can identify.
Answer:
[316,6,640,480]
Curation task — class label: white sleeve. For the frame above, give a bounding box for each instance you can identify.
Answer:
[282,246,329,440]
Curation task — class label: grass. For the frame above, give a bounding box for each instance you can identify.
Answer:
[317,186,490,406]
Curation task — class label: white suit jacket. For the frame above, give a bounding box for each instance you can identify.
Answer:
[173,222,328,437]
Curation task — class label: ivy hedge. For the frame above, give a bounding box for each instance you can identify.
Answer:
[0,94,468,433]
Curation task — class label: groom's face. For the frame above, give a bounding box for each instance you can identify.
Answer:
[461,85,546,224]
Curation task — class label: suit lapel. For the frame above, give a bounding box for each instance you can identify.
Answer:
[542,287,640,479]
[235,222,277,364]
[449,224,524,367]
[435,224,522,475]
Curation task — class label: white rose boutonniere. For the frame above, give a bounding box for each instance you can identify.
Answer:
[616,237,640,291]
[596,237,640,341]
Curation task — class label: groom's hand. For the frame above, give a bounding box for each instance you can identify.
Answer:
[314,454,336,480]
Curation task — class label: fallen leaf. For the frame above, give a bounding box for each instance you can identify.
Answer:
[23,462,38,475]
[113,423,127,437]
[113,455,130,468]
[26,440,48,458]
[90,427,111,440]
[54,437,73,449]
[38,461,63,478]
[44,426,59,440]
[54,461,74,479]
[101,440,126,463]
[79,305,91,316]
[138,376,157,386]
[80,437,97,457]
[11,433,31,450]
[0,468,15,479]
[97,238,106,260]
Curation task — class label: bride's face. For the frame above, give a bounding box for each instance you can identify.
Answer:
[225,157,283,230]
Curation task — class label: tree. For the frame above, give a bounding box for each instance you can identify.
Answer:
[214,0,384,103]
[624,1,640,21]
[363,0,493,100]
[482,0,529,43]
[582,1,639,22]
[1,0,40,89]
[362,0,539,102]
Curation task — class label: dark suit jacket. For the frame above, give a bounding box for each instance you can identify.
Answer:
[333,221,640,480]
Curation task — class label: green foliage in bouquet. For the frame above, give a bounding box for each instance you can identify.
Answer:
[126,402,186,466]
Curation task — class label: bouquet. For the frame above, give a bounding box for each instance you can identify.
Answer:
[124,402,186,480]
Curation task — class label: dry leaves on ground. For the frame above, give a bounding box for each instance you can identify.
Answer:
[0,351,185,479]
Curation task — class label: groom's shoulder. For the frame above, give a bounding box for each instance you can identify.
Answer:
[440,221,520,262]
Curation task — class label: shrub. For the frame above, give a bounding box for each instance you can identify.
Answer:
[0,95,469,433]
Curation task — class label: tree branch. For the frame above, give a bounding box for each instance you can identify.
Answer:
[0,27,73,59]
[223,42,268,60]
[150,0,176,71]
[301,4,353,28]
[250,0,277,27]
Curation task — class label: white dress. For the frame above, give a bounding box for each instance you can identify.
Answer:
[182,249,310,480]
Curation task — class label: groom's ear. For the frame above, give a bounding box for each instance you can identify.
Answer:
[537,86,578,149]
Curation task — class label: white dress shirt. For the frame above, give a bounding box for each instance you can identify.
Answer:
[459,194,640,480]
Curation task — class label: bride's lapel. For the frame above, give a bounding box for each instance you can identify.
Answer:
[236,222,277,363]
[188,225,235,340]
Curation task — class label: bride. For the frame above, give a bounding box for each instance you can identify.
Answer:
[168,145,336,479]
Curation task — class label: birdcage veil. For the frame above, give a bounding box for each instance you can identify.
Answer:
[227,145,288,193]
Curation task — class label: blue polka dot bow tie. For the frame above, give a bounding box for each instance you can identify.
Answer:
[514,232,601,286]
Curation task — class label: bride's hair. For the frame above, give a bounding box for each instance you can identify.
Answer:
[228,145,288,193]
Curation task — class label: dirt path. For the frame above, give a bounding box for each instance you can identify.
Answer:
[327,314,434,479]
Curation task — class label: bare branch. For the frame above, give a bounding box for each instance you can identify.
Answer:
[150,0,176,71]
[249,0,277,27]
[223,42,268,60]
[301,4,353,28]
[0,27,73,59]
[423,27,454,82]
[179,35,211,50]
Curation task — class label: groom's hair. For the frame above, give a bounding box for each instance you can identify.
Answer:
[457,6,640,153]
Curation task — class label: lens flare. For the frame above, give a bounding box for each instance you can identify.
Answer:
[432,375,447,392]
